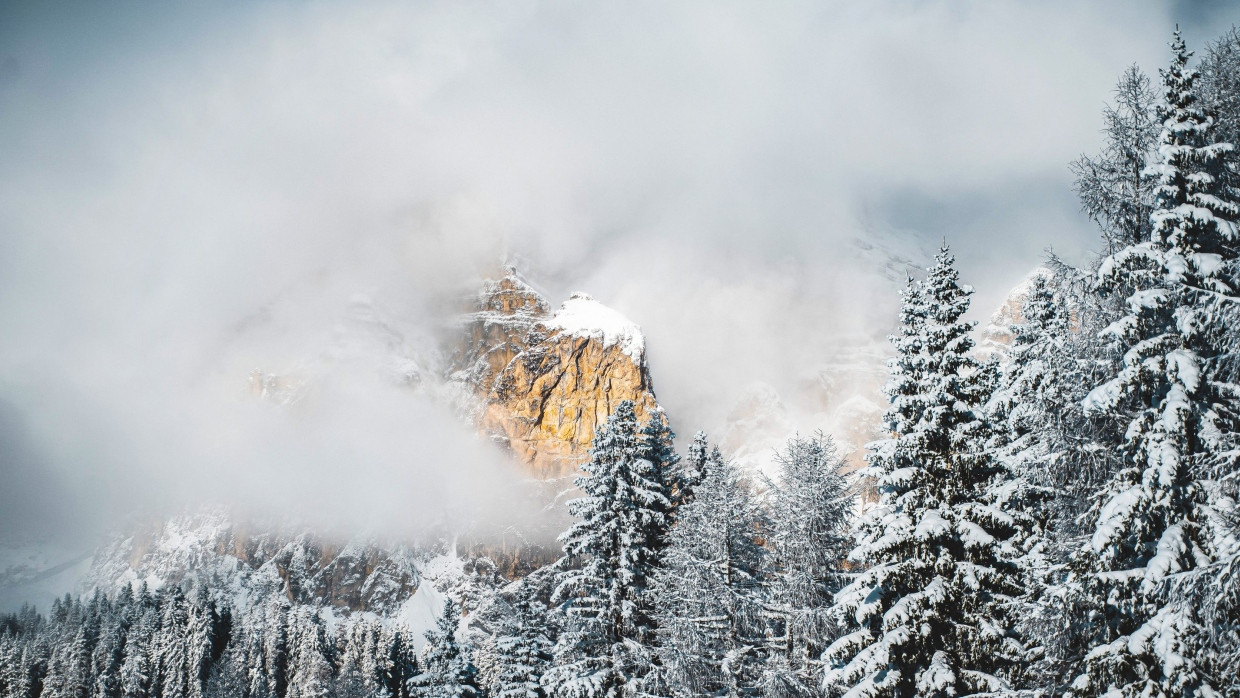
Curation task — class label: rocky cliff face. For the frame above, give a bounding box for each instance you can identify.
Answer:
[449,268,661,479]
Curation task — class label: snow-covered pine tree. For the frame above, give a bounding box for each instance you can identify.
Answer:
[982,272,1081,686]
[638,408,678,514]
[1029,59,1174,686]
[285,608,332,698]
[764,431,852,692]
[649,443,768,696]
[384,626,421,698]
[260,601,291,698]
[544,400,671,698]
[824,246,1025,697]
[92,619,124,698]
[120,604,157,698]
[1201,27,1240,161]
[411,599,481,698]
[334,617,386,698]
[491,586,552,698]
[676,432,709,507]
[1196,31,1240,692]
[1066,30,1240,698]
[153,587,189,698]
[185,585,218,698]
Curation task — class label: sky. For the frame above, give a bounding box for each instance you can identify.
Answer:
[2,0,1239,553]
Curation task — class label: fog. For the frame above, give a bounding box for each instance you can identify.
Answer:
[2,1,1237,551]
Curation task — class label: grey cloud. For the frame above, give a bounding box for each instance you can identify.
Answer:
[1,0,1237,542]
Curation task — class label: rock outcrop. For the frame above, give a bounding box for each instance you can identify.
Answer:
[450,268,661,479]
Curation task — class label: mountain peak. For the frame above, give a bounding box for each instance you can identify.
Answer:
[450,272,660,479]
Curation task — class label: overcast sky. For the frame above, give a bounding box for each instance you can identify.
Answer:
[2,0,1239,548]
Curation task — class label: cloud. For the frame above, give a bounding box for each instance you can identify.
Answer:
[1,0,1237,542]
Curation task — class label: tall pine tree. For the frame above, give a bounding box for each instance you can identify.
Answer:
[824,247,1025,697]
[544,401,671,698]
[763,432,852,691]
[1067,30,1240,698]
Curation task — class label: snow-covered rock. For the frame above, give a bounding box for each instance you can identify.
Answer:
[448,267,662,480]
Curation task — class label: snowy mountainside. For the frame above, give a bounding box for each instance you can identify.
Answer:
[78,510,480,644]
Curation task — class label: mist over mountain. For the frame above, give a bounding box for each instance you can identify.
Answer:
[4,2,1240,697]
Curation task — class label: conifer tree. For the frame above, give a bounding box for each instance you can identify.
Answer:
[983,272,1080,686]
[649,444,767,696]
[824,247,1024,697]
[544,401,671,698]
[636,409,679,595]
[411,599,481,698]
[1072,66,1161,254]
[91,621,123,698]
[285,609,332,698]
[120,606,156,698]
[764,432,852,691]
[491,587,552,698]
[1066,30,1240,698]
[677,432,710,506]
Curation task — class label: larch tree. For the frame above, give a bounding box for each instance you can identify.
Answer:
[763,432,852,691]
[649,444,768,697]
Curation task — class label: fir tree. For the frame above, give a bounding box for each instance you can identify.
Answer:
[411,599,481,698]
[285,608,332,698]
[1067,30,1240,698]
[491,587,551,698]
[824,247,1025,697]
[764,432,852,691]
[120,605,156,698]
[983,272,1080,688]
[544,401,671,698]
[637,409,679,535]
[677,432,710,507]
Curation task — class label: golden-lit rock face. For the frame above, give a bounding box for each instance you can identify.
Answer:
[451,268,660,479]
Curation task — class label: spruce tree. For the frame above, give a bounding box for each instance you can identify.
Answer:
[983,272,1080,688]
[677,432,710,506]
[491,587,552,698]
[285,608,332,698]
[544,400,671,698]
[824,247,1024,697]
[411,599,481,698]
[120,606,156,698]
[637,409,679,561]
[1066,30,1240,698]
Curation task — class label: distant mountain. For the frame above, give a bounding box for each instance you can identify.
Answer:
[447,266,662,480]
